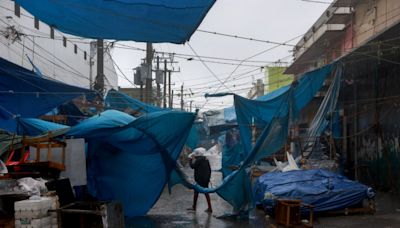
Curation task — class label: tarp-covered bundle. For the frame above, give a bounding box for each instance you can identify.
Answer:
[0,57,93,133]
[67,110,195,217]
[16,0,216,43]
[253,169,374,213]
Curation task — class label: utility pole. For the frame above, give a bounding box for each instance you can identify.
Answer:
[180,84,184,111]
[163,60,167,108]
[94,39,104,97]
[145,42,153,104]
[189,100,193,113]
[156,56,161,107]
[170,90,174,109]
[168,70,172,108]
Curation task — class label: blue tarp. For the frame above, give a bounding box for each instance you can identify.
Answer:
[66,110,195,217]
[16,0,216,43]
[105,89,162,114]
[253,169,374,213]
[171,63,336,212]
[0,57,93,133]
[17,118,70,136]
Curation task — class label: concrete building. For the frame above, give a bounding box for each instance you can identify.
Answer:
[287,0,400,190]
[0,0,118,91]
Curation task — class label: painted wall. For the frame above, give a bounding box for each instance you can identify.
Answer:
[265,67,293,93]
[0,1,117,91]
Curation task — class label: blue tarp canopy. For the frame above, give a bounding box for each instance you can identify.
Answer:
[253,169,374,213]
[0,57,94,133]
[17,118,70,136]
[170,63,336,212]
[66,110,195,217]
[105,89,162,114]
[16,0,216,43]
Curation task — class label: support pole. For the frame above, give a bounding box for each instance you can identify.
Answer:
[168,70,172,108]
[180,84,184,111]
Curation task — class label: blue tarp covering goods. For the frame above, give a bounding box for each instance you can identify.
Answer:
[0,57,93,133]
[105,89,163,114]
[170,63,336,212]
[16,0,216,43]
[253,169,374,213]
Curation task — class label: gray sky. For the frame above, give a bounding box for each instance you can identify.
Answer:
[112,0,333,111]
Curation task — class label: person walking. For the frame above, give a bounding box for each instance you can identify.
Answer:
[188,148,212,213]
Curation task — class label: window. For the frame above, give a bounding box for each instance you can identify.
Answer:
[50,27,54,39]
[34,17,39,29]
[84,51,87,60]
[63,36,67,47]
[14,2,20,18]
[74,44,77,54]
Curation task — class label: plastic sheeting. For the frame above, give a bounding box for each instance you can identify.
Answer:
[17,118,70,136]
[16,0,216,43]
[0,57,93,133]
[170,64,335,212]
[105,89,162,114]
[253,169,374,213]
[66,110,195,217]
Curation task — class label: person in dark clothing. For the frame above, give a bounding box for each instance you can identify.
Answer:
[188,148,212,213]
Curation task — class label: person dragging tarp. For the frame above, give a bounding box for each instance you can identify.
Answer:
[187,147,213,213]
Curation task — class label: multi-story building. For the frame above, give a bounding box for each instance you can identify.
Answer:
[287,0,400,190]
[0,0,118,90]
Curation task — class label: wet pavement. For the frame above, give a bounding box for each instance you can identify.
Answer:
[126,155,400,228]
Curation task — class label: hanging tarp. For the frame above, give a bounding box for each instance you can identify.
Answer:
[170,63,337,212]
[253,169,374,213]
[235,63,333,155]
[105,89,162,115]
[0,58,94,133]
[66,109,195,217]
[16,0,216,43]
[17,118,70,136]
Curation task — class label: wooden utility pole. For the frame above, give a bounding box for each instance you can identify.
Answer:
[170,90,174,109]
[163,60,167,108]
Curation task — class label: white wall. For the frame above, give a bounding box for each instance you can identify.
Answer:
[0,1,117,91]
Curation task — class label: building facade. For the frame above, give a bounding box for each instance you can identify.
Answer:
[287,0,400,191]
[0,0,118,91]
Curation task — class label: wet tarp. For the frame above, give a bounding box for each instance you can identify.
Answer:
[17,118,70,136]
[105,89,162,114]
[16,0,216,43]
[253,169,374,212]
[170,63,336,212]
[0,57,93,133]
[66,110,195,217]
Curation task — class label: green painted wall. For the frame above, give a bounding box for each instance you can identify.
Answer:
[265,67,293,93]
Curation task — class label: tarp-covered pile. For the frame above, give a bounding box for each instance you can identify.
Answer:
[253,169,374,213]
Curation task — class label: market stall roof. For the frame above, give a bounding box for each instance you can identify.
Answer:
[16,0,216,43]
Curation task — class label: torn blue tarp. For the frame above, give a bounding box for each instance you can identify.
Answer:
[0,57,94,133]
[66,109,195,217]
[105,89,162,114]
[16,0,216,43]
[170,63,337,212]
[253,169,374,213]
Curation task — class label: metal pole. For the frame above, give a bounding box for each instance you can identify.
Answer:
[163,60,167,108]
[190,101,193,113]
[171,90,174,109]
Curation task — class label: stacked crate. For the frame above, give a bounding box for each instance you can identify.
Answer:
[14,197,58,228]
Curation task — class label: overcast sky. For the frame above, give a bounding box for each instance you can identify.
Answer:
[112,0,333,111]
